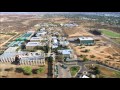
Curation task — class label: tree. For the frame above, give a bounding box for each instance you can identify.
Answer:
[21,42,26,50]
[94,66,100,75]
[55,55,64,62]
[48,56,53,62]
[83,56,89,62]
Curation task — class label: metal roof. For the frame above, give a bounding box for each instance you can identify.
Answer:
[79,37,94,41]
[26,42,40,46]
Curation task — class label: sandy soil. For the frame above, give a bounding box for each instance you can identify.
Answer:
[70,41,120,68]
[64,26,94,38]
[0,34,12,45]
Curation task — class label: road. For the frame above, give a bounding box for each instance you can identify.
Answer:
[77,61,96,74]
[47,34,52,57]
[0,33,19,47]
[57,63,71,78]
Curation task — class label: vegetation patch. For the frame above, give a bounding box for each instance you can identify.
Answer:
[70,66,80,76]
[101,29,120,38]
[33,67,45,74]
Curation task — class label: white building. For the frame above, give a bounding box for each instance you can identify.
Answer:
[26,42,41,50]
[19,52,45,65]
[80,75,89,78]
[4,47,18,53]
[30,37,40,42]
[57,49,73,58]
[59,41,69,46]
[36,31,47,37]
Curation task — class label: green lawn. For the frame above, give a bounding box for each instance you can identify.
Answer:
[70,66,80,76]
[101,29,120,38]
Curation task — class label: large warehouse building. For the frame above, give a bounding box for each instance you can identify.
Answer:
[78,37,95,45]
[26,42,41,50]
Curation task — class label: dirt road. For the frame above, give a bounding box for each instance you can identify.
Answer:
[0,33,19,47]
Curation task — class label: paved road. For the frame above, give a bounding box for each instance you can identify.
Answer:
[57,63,71,78]
[77,61,96,74]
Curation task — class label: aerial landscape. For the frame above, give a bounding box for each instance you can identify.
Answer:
[0,12,120,78]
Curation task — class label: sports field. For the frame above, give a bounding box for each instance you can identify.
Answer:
[101,29,120,38]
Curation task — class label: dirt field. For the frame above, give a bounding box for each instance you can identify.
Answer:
[63,26,94,38]
[0,63,48,78]
[0,34,13,45]
[70,40,120,68]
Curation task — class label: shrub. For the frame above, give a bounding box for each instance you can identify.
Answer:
[80,55,84,58]
[5,67,14,71]
[90,55,96,58]
[15,67,23,73]
[22,66,32,75]
[83,56,89,62]
[33,67,45,74]
[36,67,44,74]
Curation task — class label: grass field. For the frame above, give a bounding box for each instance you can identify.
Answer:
[101,29,120,38]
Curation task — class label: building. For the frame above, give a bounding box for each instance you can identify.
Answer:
[0,51,45,65]
[19,51,45,65]
[4,47,18,53]
[52,36,59,49]
[16,31,35,41]
[59,41,69,46]
[57,49,73,58]
[78,37,95,45]
[30,37,40,42]
[36,31,47,37]
[80,75,89,78]
[26,42,41,50]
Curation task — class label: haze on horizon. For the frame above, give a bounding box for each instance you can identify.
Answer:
[0,12,120,17]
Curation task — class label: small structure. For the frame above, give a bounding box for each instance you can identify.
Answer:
[26,42,40,50]
[78,37,95,45]
[80,75,89,78]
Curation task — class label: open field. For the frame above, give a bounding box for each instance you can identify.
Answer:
[0,34,12,45]
[112,38,120,44]
[63,26,94,38]
[0,63,48,78]
[85,64,120,78]
[70,40,120,68]
[98,65,120,78]
[100,29,120,38]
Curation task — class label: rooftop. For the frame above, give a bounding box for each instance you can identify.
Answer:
[79,37,94,41]
[26,42,40,46]
[4,47,18,53]
[58,49,72,55]
[30,37,40,41]
[80,75,89,78]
